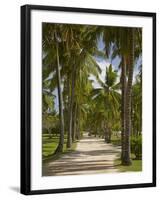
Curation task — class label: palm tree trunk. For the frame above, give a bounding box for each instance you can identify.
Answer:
[122,28,135,165]
[75,105,80,140]
[72,103,77,142]
[54,41,64,153]
[105,124,112,143]
[67,72,71,139]
[67,65,76,148]
[121,56,127,161]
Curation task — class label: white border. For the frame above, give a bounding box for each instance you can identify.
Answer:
[31,10,153,190]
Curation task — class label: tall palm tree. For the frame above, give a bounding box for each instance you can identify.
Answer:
[42,24,65,153]
[103,27,129,161]
[54,31,65,153]
[103,27,141,165]
[65,25,102,147]
[122,28,135,164]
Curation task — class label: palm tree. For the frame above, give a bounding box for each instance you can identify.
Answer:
[54,31,65,153]
[103,27,141,165]
[65,25,102,147]
[92,64,120,142]
[122,28,134,165]
[103,27,128,161]
[121,28,141,165]
[42,24,65,153]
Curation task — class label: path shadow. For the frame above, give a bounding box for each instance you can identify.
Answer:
[75,149,121,156]
[43,148,121,164]
[43,158,120,176]
[43,164,116,176]
[43,135,121,176]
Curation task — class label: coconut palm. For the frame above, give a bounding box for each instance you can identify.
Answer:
[103,27,142,165]
[64,25,102,147]
[91,64,120,142]
[42,24,66,153]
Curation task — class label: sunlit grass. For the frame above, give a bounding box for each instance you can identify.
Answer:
[42,133,77,161]
[111,135,142,172]
[115,154,142,172]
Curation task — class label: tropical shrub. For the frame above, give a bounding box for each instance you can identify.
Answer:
[131,135,142,160]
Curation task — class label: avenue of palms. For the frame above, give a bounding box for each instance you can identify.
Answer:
[42,23,142,175]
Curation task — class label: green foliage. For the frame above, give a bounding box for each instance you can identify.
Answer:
[42,114,59,138]
[87,64,121,141]
[131,75,142,136]
[105,64,118,87]
[131,135,142,160]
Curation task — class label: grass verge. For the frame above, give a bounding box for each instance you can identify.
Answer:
[42,134,78,162]
[111,135,142,172]
[115,154,142,172]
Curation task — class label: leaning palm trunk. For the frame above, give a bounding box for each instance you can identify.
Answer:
[67,65,76,148]
[122,29,135,165]
[121,56,127,161]
[54,41,64,154]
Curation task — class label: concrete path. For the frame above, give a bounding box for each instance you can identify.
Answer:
[43,133,121,176]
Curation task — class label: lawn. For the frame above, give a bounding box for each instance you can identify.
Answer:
[111,134,142,172]
[115,155,142,172]
[42,133,77,161]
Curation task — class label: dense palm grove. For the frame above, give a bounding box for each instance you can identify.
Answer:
[42,23,142,166]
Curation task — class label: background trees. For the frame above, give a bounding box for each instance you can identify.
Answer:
[90,64,120,142]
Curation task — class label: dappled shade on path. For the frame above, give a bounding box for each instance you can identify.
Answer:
[42,133,121,176]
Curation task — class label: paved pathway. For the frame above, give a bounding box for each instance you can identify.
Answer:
[43,133,121,176]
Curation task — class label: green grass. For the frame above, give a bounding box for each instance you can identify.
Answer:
[111,135,142,172]
[42,133,77,161]
[115,154,142,172]
[42,135,59,157]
